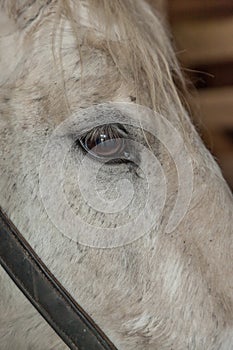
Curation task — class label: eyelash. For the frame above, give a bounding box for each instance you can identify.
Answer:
[76,123,132,163]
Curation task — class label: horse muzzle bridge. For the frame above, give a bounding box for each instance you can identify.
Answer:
[0,208,117,350]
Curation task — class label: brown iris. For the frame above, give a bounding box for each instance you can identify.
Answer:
[79,124,127,160]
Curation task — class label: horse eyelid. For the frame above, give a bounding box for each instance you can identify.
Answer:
[74,123,139,164]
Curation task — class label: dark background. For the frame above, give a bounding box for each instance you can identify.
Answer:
[149,0,233,189]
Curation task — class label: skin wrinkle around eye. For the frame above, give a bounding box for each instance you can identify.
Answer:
[61,107,161,170]
[57,103,154,140]
[57,106,165,234]
[53,104,157,168]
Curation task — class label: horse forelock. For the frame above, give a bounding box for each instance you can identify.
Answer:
[61,0,188,112]
[1,0,187,115]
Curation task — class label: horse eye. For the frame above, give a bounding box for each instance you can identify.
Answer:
[78,124,128,160]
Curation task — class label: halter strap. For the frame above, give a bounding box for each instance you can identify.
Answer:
[0,208,117,350]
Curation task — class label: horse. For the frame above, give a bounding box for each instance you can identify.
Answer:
[0,0,232,349]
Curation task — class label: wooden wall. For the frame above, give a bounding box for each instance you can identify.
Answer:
[148,0,233,189]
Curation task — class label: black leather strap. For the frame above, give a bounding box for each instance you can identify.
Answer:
[0,208,117,350]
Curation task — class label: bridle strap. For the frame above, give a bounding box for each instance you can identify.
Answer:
[0,208,117,350]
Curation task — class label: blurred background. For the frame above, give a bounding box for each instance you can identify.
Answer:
[148,0,233,189]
